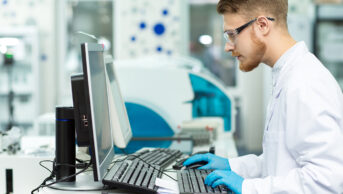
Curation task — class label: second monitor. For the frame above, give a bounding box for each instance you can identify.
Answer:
[104,57,132,148]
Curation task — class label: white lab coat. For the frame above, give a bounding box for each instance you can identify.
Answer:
[229,42,343,193]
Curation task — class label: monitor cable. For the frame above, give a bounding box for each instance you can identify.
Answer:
[31,158,100,194]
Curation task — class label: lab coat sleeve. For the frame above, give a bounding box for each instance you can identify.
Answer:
[242,82,343,194]
[229,154,264,179]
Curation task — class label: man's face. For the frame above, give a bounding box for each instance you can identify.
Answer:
[223,13,266,72]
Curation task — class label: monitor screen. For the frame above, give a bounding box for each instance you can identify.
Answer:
[81,43,114,181]
[105,60,132,148]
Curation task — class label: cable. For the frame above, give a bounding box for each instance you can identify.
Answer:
[45,160,92,186]
[76,158,90,164]
[55,162,89,169]
[31,160,56,194]
[39,159,88,170]
[35,160,111,192]
[31,159,92,194]
[39,160,54,173]
[118,148,177,182]
[163,168,176,172]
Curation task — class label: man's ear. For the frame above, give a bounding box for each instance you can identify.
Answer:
[254,16,271,36]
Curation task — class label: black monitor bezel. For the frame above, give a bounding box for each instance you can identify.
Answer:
[71,73,90,147]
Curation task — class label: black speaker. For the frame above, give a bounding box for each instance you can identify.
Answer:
[55,106,75,182]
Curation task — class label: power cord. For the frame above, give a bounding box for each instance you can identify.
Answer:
[119,148,177,181]
[39,160,53,173]
[31,159,92,194]
[39,159,90,171]
[163,168,177,172]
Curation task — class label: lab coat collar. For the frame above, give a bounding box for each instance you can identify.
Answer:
[271,41,308,98]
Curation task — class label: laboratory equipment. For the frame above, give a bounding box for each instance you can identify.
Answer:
[179,117,223,146]
[113,56,236,153]
[115,56,235,133]
[0,127,21,154]
[3,52,15,130]
[0,27,39,133]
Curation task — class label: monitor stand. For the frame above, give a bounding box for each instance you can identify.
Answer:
[48,173,104,191]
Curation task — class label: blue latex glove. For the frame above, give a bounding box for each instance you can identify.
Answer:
[183,153,231,170]
[205,170,244,194]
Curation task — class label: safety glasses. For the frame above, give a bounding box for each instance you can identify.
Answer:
[223,17,275,46]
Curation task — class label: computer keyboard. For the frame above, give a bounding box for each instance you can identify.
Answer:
[177,169,233,194]
[102,148,182,194]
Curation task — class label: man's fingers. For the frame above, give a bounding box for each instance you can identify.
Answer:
[205,171,221,185]
[212,179,225,188]
[198,163,211,170]
[183,154,208,166]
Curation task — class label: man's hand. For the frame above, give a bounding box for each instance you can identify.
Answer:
[205,170,244,194]
[183,153,231,170]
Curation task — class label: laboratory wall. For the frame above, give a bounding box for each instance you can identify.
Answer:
[114,0,189,59]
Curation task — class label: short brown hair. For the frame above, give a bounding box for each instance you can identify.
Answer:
[217,0,288,27]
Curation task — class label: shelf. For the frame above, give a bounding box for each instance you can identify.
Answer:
[0,92,32,97]
[0,64,32,71]
[317,18,343,22]
[0,121,33,126]
[317,5,343,20]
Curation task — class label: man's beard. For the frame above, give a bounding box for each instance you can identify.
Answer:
[236,30,266,72]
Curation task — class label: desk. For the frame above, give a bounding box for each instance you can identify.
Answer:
[0,152,54,194]
[38,171,179,194]
[38,157,179,194]
[38,134,237,194]
[1,134,237,194]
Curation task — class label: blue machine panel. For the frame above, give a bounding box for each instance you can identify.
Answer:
[189,74,232,132]
[115,102,174,153]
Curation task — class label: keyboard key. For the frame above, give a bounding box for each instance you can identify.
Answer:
[122,160,139,183]
[189,169,201,193]
[177,171,185,193]
[112,162,128,181]
[195,170,207,193]
[141,166,154,188]
[129,162,143,185]
[147,152,163,163]
[181,171,192,193]
[148,166,160,190]
[135,164,148,186]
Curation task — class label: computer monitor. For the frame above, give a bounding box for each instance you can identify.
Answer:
[80,43,114,181]
[104,57,132,148]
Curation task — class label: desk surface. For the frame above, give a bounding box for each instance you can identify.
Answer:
[0,153,54,194]
[39,171,178,194]
[38,134,237,194]
[0,134,237,194]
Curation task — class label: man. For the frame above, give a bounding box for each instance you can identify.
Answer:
[184,0,343,193]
